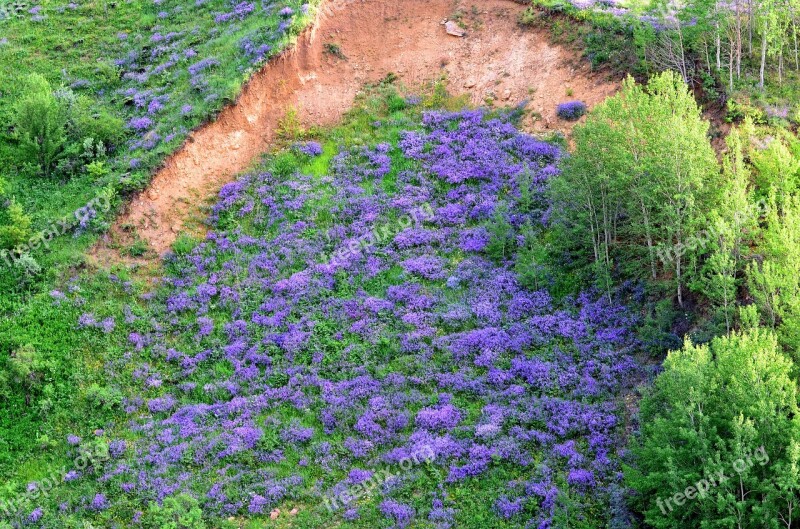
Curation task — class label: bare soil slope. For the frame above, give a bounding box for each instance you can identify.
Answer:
[94,0,617,262]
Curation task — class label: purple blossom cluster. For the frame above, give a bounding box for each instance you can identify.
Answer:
[295,140,323,156]
[59,109,639,527]
[214,1,255,23]
[556,100,587,120]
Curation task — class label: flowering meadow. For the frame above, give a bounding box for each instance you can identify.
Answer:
[0,0,318,299]
[0,0,321,473]
[1,92,643,528]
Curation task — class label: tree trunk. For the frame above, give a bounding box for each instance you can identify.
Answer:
[760,32,767,89]
[676,252,683,307]
[640,198,657,280]
[730,43,735,90]
[736,1,743,78]
[748,0,754,55]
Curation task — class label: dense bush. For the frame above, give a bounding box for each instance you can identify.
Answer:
[12,75,67,178]
[550,72,720,305]
[627,328,800,528]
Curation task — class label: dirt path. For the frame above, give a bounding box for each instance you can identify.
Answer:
[92,0,617,263]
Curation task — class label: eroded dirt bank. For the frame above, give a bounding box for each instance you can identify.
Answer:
[93,0,617,262]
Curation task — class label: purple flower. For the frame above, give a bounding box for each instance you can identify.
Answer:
[27,507,43,523]
[556,100,587,120]
[415,404,463,431]
[90,493,108,511]
[495,496,523,519]
[188,57,220,75]
[100,317,115,334]
[380,500,414,528]
[127,116,153,131]
[567,468,596,488]
[297,141,323,156]
[347,468,374,484]
[147,395,176,413]
[109,440,127,458]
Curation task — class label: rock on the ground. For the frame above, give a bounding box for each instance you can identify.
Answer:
[444,21,465,37]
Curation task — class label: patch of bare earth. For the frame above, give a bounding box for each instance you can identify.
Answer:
[91,0,618,265]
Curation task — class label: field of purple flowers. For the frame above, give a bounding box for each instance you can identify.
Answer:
[15,94,641,528]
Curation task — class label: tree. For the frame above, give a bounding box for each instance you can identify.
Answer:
[747,194,800,356]
[550,72,719,304]
[627,329,800,529]
[691,127,757,331]
[13,74,67,178]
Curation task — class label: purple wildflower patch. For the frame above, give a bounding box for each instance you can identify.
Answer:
[556,100,587,120]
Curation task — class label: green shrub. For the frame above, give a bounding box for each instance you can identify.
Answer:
[143,494,206,529]
[725,99,767,124]
[85,383,124,411]
[13,74,68,178]
[0,344,44,406]
[69,96,125,148]
[172,233,199,256]
[485,202,515,262]
[0,199,33,250]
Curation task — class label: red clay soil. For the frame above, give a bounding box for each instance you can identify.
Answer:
[92,0,618,263]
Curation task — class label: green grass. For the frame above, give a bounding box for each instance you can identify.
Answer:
[0,0,321,305]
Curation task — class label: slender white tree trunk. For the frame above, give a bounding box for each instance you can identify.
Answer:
[760,32,768,89]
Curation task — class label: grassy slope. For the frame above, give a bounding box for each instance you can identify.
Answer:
[0,0,319,303]
[0,0,318,494]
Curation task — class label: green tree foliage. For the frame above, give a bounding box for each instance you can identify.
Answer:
[691,127,758,332]
[12,74,68,178]
[550,71,720,304]
[747,193,800,355]
[627,328,800,528]
[750,133,800,207]
[0,179,33,251]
